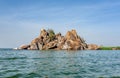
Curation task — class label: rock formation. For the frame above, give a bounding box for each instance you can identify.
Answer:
[18,29,98,50]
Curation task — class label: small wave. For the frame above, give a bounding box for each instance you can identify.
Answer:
[5,70,19,73]
[25,72,42,78]
[98,76,120,78]
[5,73,23,78]
[0,57,27,60]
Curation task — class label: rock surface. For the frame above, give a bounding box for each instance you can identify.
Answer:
[18,29,98,50]
[87,44,100,50]
[19,45,30,49]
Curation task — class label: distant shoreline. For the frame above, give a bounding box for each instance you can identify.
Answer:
[98,46,120,50]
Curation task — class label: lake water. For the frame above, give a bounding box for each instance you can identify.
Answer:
[0,49,120,78]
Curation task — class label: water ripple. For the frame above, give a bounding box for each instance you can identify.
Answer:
[0,49,120,78]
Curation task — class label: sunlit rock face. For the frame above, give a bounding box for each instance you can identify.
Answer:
[18,29,94,50]
[87,44,100,50]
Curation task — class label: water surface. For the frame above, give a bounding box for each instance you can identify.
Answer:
[0,49,120,78]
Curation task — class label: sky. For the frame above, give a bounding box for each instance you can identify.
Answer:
[0,0,120,48]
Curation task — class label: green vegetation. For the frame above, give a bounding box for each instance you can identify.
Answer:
[99,46,112,50]
[99,46,120,50]
[47,29,55,41]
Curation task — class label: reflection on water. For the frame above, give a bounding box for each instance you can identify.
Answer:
[0,49,120,78]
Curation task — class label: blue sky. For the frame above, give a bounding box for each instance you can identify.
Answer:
[0,0,120,48]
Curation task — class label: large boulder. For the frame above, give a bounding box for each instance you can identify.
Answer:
[62,40,82,50]
[56,37,66,50]
[37,42,43,50]
[112,48,117,50]
[43,40,58,50]
[87,44,100,50]
[63,30,87,50]
[19,44,30,49]
[30,43,38,50]
[30,38,43,50]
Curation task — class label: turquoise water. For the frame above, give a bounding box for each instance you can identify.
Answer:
[0,49,120,78]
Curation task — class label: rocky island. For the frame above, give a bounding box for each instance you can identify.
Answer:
[17,29,100,50]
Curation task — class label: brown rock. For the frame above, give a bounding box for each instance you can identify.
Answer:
[19,44,30,49]
[62,29,88,50]
[43,40,58,50]
[71,29,79,39]
[37,42,43,50]
[30,43,38,50]
[43,37,50,44]
[87,44,100,50]
[40,29,48,38]
[30,37,44,50]
[62,40,80,50]
[81,43,88,49]
[65,31,76,41]
[112,48,117,50]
